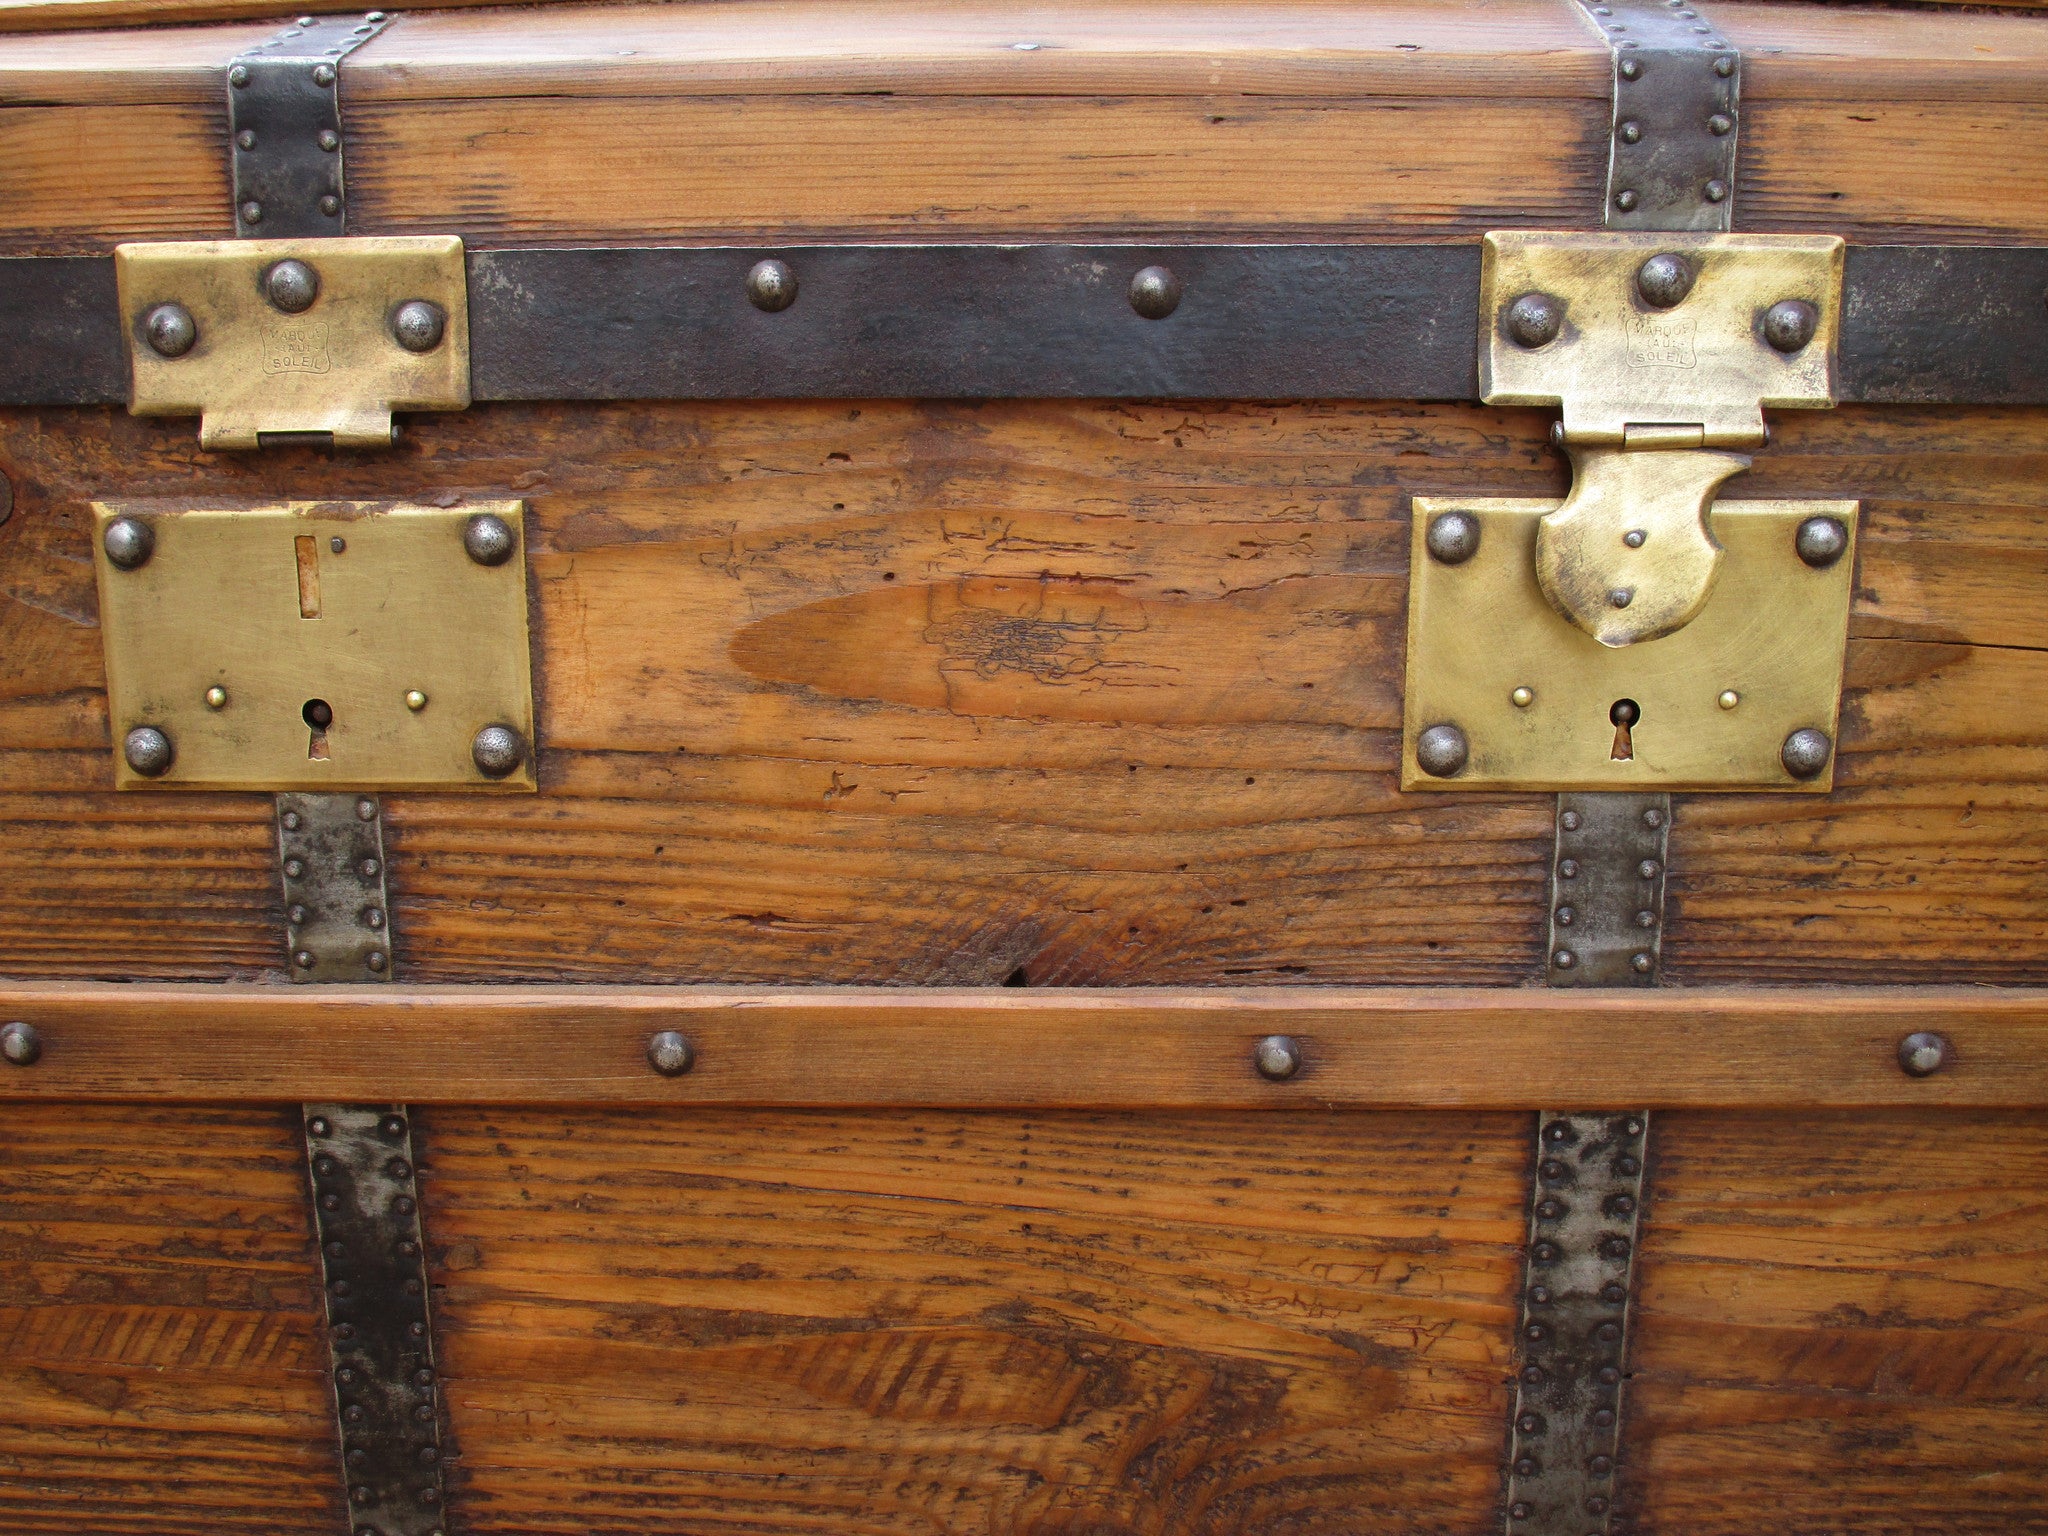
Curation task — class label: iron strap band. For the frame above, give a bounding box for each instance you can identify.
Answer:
[1575,0,1740,234]
[2,243,2046,407]
[230,12,394,238]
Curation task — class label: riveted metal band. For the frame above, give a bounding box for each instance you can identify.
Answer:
[229,12,393,237]
[1506,1112,1649,1536]
[1574,0,1739,233]
[305,1105,447,1536]
[1546,793,1669,988]
[279,793,394,984]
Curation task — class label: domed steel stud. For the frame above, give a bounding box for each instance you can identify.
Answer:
[1129,265,1182,320]
[1795,515,1848,569]
[391,299,446,353]
[123,725,174,777]
[1762,298,1818,354]
[0,1021,41,1067]
[1416,723,1470,778]
[143,303,197,358]
[471,724,527,779]
[1426,511,1481,565]
[1780,727,1833,780]
[1897,1030,1951,1078]
[647,1030,696,1076]
[1635,252,1695,309]
[263,259,320,314]
[1504,291,1563,349]
[746,258,798,313]
[1253,1034,1302,1081]
[103,517,155,570]
[463,513,517,567]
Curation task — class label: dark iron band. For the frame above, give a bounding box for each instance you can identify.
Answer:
[2,242,2045,408]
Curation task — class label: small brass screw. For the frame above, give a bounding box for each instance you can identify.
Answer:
[405,690,429,712]
[1718,689,1740,710]
[205,686,229,709]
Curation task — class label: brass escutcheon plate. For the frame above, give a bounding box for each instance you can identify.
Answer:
[1403,497,1856,792]
[116,236,469,448]
[94,501,535,791]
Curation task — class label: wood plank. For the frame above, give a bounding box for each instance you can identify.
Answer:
[0,1103,340,1534]
[0,981,2043,1105]
[420,1104,1525,1534]
[1626,1110,2048,1531]
[1,399,2045,988]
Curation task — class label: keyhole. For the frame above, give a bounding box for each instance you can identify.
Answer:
[304,697,333,760]
[1609,698,1640,762]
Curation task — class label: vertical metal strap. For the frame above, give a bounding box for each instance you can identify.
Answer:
[1570,0,1740,234]
[229,11,394,236]
[1546,793,1668,988]
[280,793,393,983]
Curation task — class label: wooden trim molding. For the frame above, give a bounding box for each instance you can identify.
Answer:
[0,982,2040,1107]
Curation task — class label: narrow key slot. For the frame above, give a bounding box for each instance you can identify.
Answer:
[295,535,322,619]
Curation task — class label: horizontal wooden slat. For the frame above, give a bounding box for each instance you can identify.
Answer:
[0,982,2042,1105]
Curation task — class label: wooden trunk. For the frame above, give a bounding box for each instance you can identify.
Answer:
[0,2,2045,1533]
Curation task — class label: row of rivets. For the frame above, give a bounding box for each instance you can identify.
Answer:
[742,257,1186,320]
[229,13,388,228]
[639,1030,1312,1082]
[139,264,445,360]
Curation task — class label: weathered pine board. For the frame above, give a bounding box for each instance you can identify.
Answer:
[1628,1111,2048,1533]
[1,1,2047,249]
[419,1105,1526,1535]
[0,399,2043,987]
[0,1103,339,1535]
[0,399,2043,985]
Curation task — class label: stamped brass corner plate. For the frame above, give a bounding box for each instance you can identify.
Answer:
[93,501,535,791]
[115,236,469,448]
[1402,497,1856,792]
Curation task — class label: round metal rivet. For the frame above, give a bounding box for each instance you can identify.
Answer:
[1590,1454,1615,1475]
[1415,723,1469,778]
[1596,1321,1621,1342]
[391,299,447,353]
[1634,909,1656,929]
[123,725,174,777]
[1588,1496,1611,1515]
[746,258,799,313]
[365,908,386,930]
[1715,55,1736,76]
[1532,1241,1559,1263]
[1622,528,1647,549]
[471,723,527,779]
[1794,514,1848,568]
[1504,291,1563,349]
[264,259,320,314]
[1425,511,1482,565]
[1601,1281,1627,1303]
[360,858,380,878]
[647,1029,695,1077]
[1536,1199,1563,1219]
[1511,686,1534,708]
[1618,119,1642,144]
[1253,1034,1302,1081]
[229,64,250,86]
[1540,1159,1565,1179]
[241,201,264,225]
[1630,951,1653,973]
[104,516,158,569]
[366,951,388,972]
[463,513,516,567]
[142,303,197,359]
[308,1116,330,1136]
[1555,906,1576,927]
[1616,1155,1640,1175]
[1546,1123,1570,1142]
[1552,949,1577,969]
[284,860,307,881]
[1642,807,1664,829]
[1509,1503,1532,1522]
[322,1193,341,1211]
[320,195,342,217]
[1530,1285,1551,1305]
[1559,811,1581,832]
[312,63,337,85]
[1718,689,1740,710]
[1,1021,42,1067]
[1762,297,1820,355]
[1637,859,1660,880]
[387,1158,412,1180]
[405,690,429,712]
[205,685,229,709]
[1618,57,1641,79]
[1781,727,1833,780]
[236,129,257,151]
[1708,112,1733,135]
[1525,1322,1547,1341]
[1597,1366,1621,1385]
[319,129,341,151]
[1515,1457,1538,1476]
[1614,189,1639,212]
[1593,1408,1615,1427]
[1897,1030,1951,1078]
[1558,859,1579,879]
[353,797,377,821]
[1703,178,1729,203]
[1608,587,1634,609]
[1635,252,1696,309]
[1129,264,1183,320]
[282,811,302,832]
[395,1195,415,1214]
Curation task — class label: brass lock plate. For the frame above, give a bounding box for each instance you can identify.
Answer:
[93,501,535,792]
[1402,497,1856,792]
[1481,232,1842,446]
[116,236,469,449]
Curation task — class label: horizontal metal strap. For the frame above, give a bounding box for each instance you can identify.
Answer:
[0,982,2032,1107]
[3,243,2045,406]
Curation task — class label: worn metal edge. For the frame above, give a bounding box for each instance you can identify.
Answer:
[0,983,2034,1106]
[2,243,2044,406]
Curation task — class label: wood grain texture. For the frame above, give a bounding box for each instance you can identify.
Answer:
[418,1104,1525,1535]
[1,400,2045,987]
[2,980,2045,1107]
[0,1103,340,1535]
[1626,1111,2048,1533]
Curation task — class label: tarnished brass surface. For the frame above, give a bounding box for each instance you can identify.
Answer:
[1480,231,1843,445]
[116,236,469,449]
[93,501,534,791]
[1402,496,1856,792]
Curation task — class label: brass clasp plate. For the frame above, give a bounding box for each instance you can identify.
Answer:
[1402,496,1856,792]
[93,501,535,791]
[115,236,470,449]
